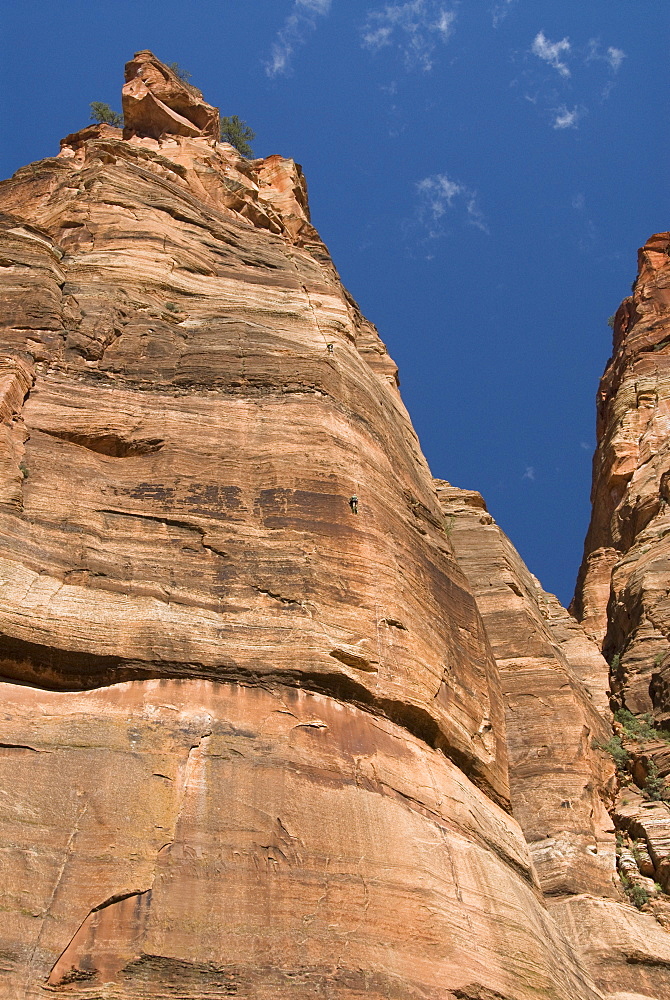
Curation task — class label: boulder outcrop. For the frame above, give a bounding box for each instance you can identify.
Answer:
[122,50,220,141]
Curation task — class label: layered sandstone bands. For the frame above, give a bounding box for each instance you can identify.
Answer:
[573,233,670,719]
[122,51,220,141]
[564,232,670,996]
[435,481,616,898]
[0,66,506,805]
[2,679,606,1000]
[0,51,585,999]
[436,483,670,999]
[0,49,667,999]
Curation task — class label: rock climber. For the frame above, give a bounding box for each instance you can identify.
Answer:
[326,343,334,354]
[349,494,359,514]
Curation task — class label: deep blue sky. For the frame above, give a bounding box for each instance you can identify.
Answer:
[1,1,666,605]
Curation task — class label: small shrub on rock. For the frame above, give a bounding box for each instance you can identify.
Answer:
[220,116,255,157]
[593,734,630,775]
[90,102,123,127]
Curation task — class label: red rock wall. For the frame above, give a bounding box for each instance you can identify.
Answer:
[437,481,670,998]
[0,51,611,1000]
[0,125,507,803]
[435,482,616,898]
[1,679,605,1000]
[573,234,670,719]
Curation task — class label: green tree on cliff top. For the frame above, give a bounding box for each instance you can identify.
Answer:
[90,102,123,127]
[220,115,255,158]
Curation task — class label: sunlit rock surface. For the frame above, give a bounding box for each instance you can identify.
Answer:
[1,679,605,1000]
[0,66,508,803]
[122,50,220,141]
[573,234,670,719]
[435,481,616,897]
[438,480,670,998]
[1,49,669,1000]
[0,50,609,1000]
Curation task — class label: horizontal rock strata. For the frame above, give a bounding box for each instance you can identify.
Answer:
[438,481,670,997]
[0,69,508,806]
[0,50,597,1000]
[552,894,670,1000]
[2,49,668,1000]
[0,679,604,1000]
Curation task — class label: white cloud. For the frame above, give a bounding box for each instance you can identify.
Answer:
[531,30,571,78]
[571,192,585,210]
[553,105,580,129]
[265,0,332,77]
[415,173,489,237]
[522,466,536,481]
[417,173,462,215]
[525,34,624,131]
[465,194,489,233]
[492,0,517,28]
[586,39,626,73]
[296,0,331,11]
[606,46,626,72]
[362,1,457,72]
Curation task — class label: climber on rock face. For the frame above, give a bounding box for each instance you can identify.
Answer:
[349,494,359,514]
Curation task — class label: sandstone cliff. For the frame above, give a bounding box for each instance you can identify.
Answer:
[573,234,670,721]
[566,231,670,993]
[0,50,667,1000]
[437,484,670,998]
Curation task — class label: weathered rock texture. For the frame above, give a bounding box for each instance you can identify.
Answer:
[552,894,670,999]
[0,51,617,999]
[0,56,507,806]
[573,234,670,720]
[3,49,670,1000]
[565,233,670,996]
[436,483,670,998]
[123,50,220,141]
[0,679,605,1000]
[435,482,616,899]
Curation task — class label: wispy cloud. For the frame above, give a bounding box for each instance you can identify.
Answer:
[522,466,535,481]
[415,173,489,237]
[492,0,517,28]
[265,0,332,77]
[553,105,581,129]
[531,30,571,78]
[464,194,488,233]
[606,46,626,72]
[586,39,626,73]
[523,31,625,131]
[362,1,457,72]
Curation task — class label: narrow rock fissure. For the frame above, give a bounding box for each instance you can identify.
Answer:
[0,742,48,752]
